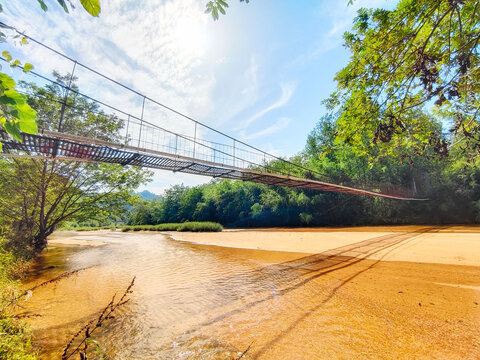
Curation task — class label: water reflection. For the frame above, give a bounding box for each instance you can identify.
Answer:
[20,230,480,359]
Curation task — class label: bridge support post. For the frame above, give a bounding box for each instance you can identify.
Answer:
[125,114,130,145]
[193,122,197,158]
[233,139,236,168]
[138,97,146,148]
[58,61,77,132]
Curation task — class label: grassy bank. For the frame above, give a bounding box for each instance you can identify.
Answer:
[60,225,116,231]
[0,239,36,359]
[121,222,223,232]
[60,222,223,233]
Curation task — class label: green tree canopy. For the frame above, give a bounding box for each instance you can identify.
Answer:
[326,0,480,160]
[0,0,101,149]
[0,73,151,256]
[205,0,249,20]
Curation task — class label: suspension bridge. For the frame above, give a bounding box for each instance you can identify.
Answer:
[0,25,422,200]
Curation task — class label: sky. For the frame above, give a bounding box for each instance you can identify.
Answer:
[1,0,391,194]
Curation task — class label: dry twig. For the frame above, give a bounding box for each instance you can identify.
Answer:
[62,276,136,360]
[0,266,91,316]
[236,341,254,360]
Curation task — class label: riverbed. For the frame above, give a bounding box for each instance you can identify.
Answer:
[20,227,480,359]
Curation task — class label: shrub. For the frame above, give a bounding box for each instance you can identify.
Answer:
[0,318,36,360]
[177,222,223,232]
[0,238,36,359]
[154,223,181,231]
[120,222,222,232]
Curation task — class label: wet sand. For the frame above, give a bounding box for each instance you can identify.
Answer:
[48,230,108,247]
[168,226,480,358]
[170,225,480,266]
[21,227,480,359]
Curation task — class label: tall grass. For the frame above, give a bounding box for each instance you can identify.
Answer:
[0,238,37,359]
[61,225,115,231]
[121,222,223,232]
[177,222,223,232]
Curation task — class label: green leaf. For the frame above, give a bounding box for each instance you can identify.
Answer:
[0,89,27,105]
[0,73,16,89]
[3,121,22,142]
[212,7,219,20]
[205,2,213,14]
[10,59,21,68]
[11,103,37,123]
[18,117,38,134]
[2,50,12,62]
[218,0,229,8]
[218,5,226,15]
[21,37,28,45]
[80,0,101,17]
[56,0,69,13]
[22,63,34,73]
[37,0,48,11]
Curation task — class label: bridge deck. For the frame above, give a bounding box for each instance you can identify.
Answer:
[0,130,421,200]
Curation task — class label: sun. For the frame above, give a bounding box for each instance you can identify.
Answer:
[172,15,208,57]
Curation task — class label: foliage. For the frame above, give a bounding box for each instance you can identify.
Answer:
[205,0,249,20]
[122,224,179,232]
[0,317,36,360]
[35,0,101,16]
[126,112,480,227]
[0,73,152,256]
[0,0,101,149]
[61,225,116,231]
[121,222,223,232]
[0,237,36,360]
[0,22,37,151]
[177,222,223,232]
[326,0,480,160]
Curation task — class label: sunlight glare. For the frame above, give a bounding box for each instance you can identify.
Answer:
[172,15,208,58]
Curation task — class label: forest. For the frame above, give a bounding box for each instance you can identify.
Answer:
[1,0,479,256]
[123,0,480,229]
[1,0,480,356]
[125,113,480,228]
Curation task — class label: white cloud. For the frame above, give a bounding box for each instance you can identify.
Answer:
[242,117,291,140]
[235,82,295,131]
[139,169,212,195]
[2,0,354,190]
[2,0,216,134]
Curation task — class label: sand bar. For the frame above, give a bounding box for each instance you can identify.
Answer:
[48,230,108,247]
[169,225,480,266]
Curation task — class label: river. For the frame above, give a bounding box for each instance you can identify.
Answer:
[20,230,480,359]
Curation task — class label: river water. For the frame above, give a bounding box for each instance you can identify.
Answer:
[20,230,480,359]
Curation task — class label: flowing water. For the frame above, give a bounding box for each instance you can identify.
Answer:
[20,230,480,359]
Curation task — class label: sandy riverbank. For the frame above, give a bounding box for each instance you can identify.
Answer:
[48,230,108,247]
[32,227,480,358]
[169,225,480,266]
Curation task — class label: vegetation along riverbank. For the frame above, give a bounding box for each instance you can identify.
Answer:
[0,0,479,358]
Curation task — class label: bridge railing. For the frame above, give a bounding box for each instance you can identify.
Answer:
[1,24,338,181]
[1,24,417,199]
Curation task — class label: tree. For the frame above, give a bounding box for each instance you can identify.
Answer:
[34,0,101,16]
[205,0,249,20]
[0,0,101,149]
[0,73,152,256]
[326,0,480,160]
